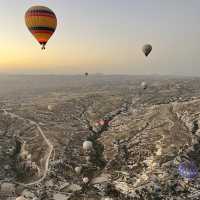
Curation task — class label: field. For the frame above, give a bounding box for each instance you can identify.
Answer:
[1,75,200,199]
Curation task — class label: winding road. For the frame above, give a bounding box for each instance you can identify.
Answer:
[2,109,54,186]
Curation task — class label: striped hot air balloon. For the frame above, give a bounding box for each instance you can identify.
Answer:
[25,6,57,50]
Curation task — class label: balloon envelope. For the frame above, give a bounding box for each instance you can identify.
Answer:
[25,6,57,49]
[141,81,147,89]
[83,141,93,151]
[142,44,152,57]
[178,161,198,179]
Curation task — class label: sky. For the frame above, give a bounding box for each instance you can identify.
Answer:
[0,0,200,75]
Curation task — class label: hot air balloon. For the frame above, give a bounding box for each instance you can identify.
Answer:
[83,141,93,151]
[83,177,89,184]
[85,72,89,77]
[178,161,198,179]
[47,105,53,111]
[25,6,57,50]
[75,166,82,175]
[95,119,108,127]
[141,81,147,90]
[142,44,152,57]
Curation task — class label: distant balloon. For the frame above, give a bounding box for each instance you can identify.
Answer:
[141,81,147,90]
[75,166,82,175]
[83,177,89,184]
[85,72,89,77]
[85,155,91,162]
[95,119,108,127]
[99,119,105,126]
[48,105,53,111]
[25,6,57,50]
[83,141,93,151]
[178,161,198,179]
[16,197,26,200]
[142,44,152,57]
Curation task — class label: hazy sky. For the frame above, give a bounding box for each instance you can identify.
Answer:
[0,0,200,75]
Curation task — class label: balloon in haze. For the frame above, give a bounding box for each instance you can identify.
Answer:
[25,6,57,50]
[142,44,152,57]
[83,141,93,151]
[85,72,89,77]
[178,161,198,179]
[141,81,147,90]
[47,105,53,111]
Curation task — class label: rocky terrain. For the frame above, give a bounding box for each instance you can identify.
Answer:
[1,75,200,199]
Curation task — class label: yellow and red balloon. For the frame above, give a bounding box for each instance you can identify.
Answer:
[25,6,57,50]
